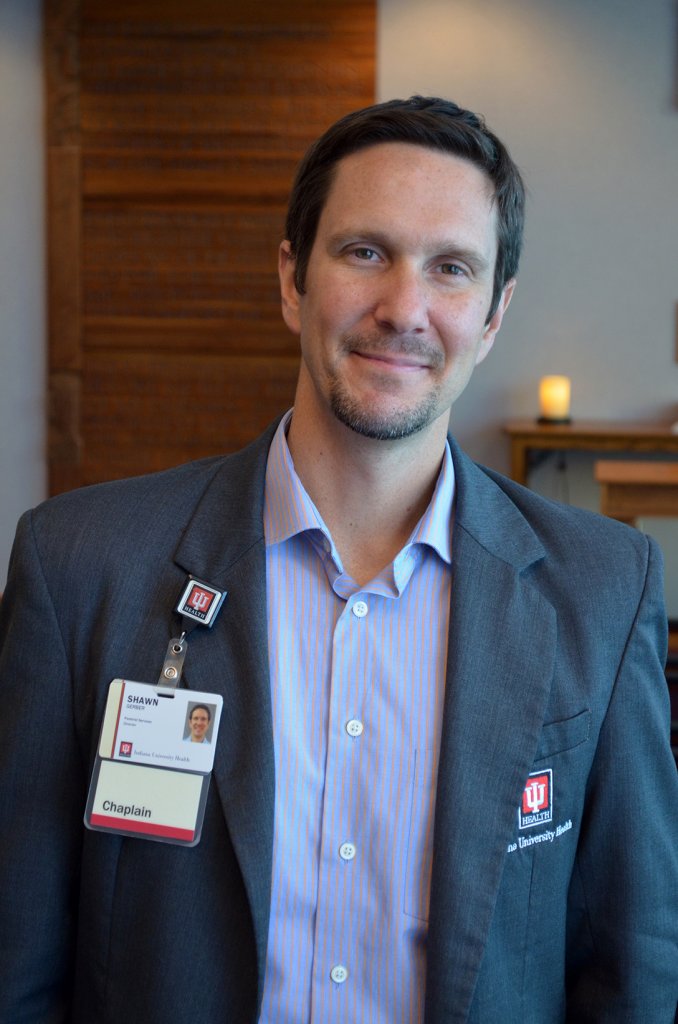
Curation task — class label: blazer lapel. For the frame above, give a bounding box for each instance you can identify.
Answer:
[172,424,278,1002]
[426,442,557,1023]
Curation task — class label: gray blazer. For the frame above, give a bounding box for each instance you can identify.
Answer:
[1,422,676,1023]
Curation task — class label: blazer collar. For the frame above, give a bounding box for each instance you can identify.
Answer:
[450,435,546,569]
[173,419,280,581]
[426,439,556,1021]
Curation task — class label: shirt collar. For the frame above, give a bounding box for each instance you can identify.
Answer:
[264,410,455,571]
[406,437,454,566]
[264,410,330,546]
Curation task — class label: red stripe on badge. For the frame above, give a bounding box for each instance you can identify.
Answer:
[110,681,126,758]
[90,813,195,842]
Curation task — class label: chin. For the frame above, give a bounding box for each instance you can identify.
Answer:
[330,390,440,441]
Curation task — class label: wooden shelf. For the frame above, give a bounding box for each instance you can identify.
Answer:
[595,461,678,524]
[503,419,678,486]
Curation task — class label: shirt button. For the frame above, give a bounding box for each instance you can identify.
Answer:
[352,600,368,618]
[330,964,348,984]
[346,719,363,737]
[339,842,356,861]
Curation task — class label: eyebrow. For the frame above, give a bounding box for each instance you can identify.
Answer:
[328,231,492,275]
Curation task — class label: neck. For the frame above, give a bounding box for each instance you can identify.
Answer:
[287,398,448,586]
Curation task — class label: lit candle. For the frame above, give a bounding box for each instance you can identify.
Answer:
[538,376,571,422]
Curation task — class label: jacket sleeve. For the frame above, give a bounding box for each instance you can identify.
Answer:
[565,535,678,1021]
[0,512,85,1023]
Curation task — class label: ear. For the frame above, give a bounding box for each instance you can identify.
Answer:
[278,241,302,336]
[475,278,516,366]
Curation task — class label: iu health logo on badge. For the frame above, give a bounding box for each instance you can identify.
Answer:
[183,585,216,620]
[175,578,226,628]
[519,769,553,829]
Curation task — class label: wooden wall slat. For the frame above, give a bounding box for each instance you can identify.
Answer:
[79,0,373,32]
[47,148,82,370]
[82,207,285,269]
[49,372,83,495]
[46,0,83,497]
[81,352,300,482]
[44,0,80,147]
[82,272,283,321]
[83,317,292,356]
[82,160,300,201]
[46,0,376,494]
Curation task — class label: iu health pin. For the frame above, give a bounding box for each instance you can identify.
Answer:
[176,576,227,629]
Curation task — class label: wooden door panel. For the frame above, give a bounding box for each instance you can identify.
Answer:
[46,0,375,494]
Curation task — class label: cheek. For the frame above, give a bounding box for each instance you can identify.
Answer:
[308,270,368,326]
[438,299,491,353]
[300,294,355,347]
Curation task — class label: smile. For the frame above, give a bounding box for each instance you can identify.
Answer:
[352,351,429,371]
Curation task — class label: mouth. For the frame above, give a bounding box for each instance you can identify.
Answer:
[344,331,443,372]
[351,350,429,371]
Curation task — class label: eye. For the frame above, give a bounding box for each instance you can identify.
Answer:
[351,246,379,261]
[439,262,466,276]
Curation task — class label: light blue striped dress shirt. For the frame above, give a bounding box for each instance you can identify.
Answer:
[259,412,454,1024]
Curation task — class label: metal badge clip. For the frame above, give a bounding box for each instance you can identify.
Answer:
[157,633,187,692]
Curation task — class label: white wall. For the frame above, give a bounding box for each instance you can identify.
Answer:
[379,0,678,613]
[0,0,46,590]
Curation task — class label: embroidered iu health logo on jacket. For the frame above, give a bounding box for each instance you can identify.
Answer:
[519,769,553,829]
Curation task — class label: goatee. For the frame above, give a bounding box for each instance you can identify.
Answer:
[328,331,444,440]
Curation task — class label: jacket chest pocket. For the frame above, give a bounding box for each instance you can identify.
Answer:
[534,708,591,762]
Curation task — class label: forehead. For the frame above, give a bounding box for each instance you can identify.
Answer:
[318,141,498,250]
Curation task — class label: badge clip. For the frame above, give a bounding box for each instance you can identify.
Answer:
[157,633,187,692]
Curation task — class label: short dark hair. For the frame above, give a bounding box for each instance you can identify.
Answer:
[189,704,211,721]
[284,95,525,320]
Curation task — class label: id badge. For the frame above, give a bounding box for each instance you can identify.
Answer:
[84,679,223,846]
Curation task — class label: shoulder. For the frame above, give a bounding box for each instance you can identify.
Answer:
[449,439,662,623]
[480,461,655,570]
[451,446,668,731]
[26,423,278,550]
[12,422,279,589]
[32,456,223,525]
[451,437,655,565]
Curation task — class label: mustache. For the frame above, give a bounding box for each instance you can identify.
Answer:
[341,331,444,369]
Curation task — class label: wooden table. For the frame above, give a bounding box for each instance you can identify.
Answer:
[595,461,678,525]
[503,419,678,486]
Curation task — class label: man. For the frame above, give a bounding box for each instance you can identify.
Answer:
[184,703,212,743]
[0,96,676,1023]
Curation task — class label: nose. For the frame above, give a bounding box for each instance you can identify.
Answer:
[373,263,430,334]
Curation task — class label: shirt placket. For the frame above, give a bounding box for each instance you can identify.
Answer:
[309,588,374,1022]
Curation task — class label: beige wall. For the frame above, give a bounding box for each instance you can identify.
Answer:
[379,0,678,613]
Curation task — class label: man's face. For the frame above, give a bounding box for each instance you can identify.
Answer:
[189,708,210,741]
[279,142,514,441]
